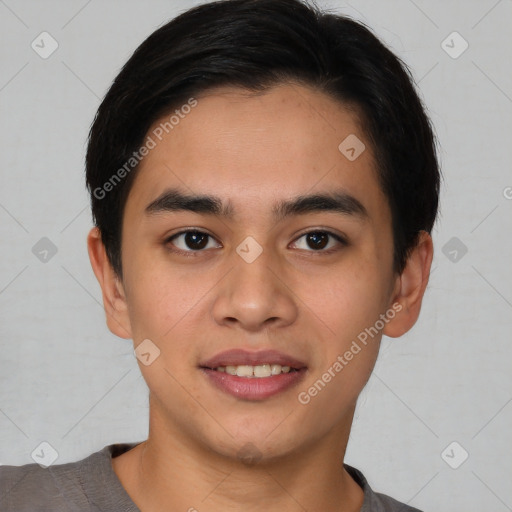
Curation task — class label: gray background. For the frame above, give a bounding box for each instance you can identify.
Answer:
[1,0,511,510]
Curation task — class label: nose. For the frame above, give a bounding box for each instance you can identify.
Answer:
[211,250,298,333]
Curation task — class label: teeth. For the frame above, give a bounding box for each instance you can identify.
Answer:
[236,365,253,378]
[214,364,296,378]
[254,364,271,377]
[271,364,282,375]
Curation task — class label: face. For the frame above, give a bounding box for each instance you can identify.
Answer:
[109,83,402,460]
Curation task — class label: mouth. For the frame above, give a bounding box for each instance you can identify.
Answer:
[211,364,299,378]
[200,349,307,400]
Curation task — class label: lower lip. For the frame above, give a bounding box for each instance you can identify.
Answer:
[201,368,307,401]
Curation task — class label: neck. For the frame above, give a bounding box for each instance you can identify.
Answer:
[113,399,364,512]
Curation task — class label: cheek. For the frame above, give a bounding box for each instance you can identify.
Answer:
[312,290,382,388]
[126,262,207,399]
[314,259,388,341]
[296,274,385,417]
[300,257,387,395]
[124,252,216,345]
[124,261,169,339]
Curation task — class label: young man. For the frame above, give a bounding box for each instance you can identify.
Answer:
[0,0,439,510]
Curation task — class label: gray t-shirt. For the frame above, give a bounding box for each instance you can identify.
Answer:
[0,442,423,511]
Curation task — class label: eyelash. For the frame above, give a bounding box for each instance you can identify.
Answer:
[164,229,347,258]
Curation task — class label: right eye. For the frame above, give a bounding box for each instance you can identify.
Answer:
[165,230,222,256]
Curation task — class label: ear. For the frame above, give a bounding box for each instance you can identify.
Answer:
[87,227,132,339]
[383,230,434,338]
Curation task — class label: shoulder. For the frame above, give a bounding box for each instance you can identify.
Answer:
[0,456,89,511]
[344,464,424,512]
[0,442,141,512]
[367,491,423,512]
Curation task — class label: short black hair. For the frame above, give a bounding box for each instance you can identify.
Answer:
[85,0,440,279]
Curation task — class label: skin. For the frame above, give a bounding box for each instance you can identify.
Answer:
[88,83,433,512]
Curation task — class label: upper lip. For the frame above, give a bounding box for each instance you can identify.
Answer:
[200,349,307,369]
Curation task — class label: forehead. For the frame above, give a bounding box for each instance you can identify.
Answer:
[124,83,387,224]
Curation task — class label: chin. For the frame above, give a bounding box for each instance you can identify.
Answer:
[195,416,309,465]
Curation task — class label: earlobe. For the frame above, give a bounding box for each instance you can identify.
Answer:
[87,227,132,340]
[383,230,434,338]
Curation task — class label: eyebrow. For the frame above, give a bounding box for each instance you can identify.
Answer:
[145,187,369,221]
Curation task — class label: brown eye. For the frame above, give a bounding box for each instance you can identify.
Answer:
[291,230,346,252]
[167,230,221,253]
[305,232,329,250]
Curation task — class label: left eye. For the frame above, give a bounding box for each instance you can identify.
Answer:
[291,231,345,252]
